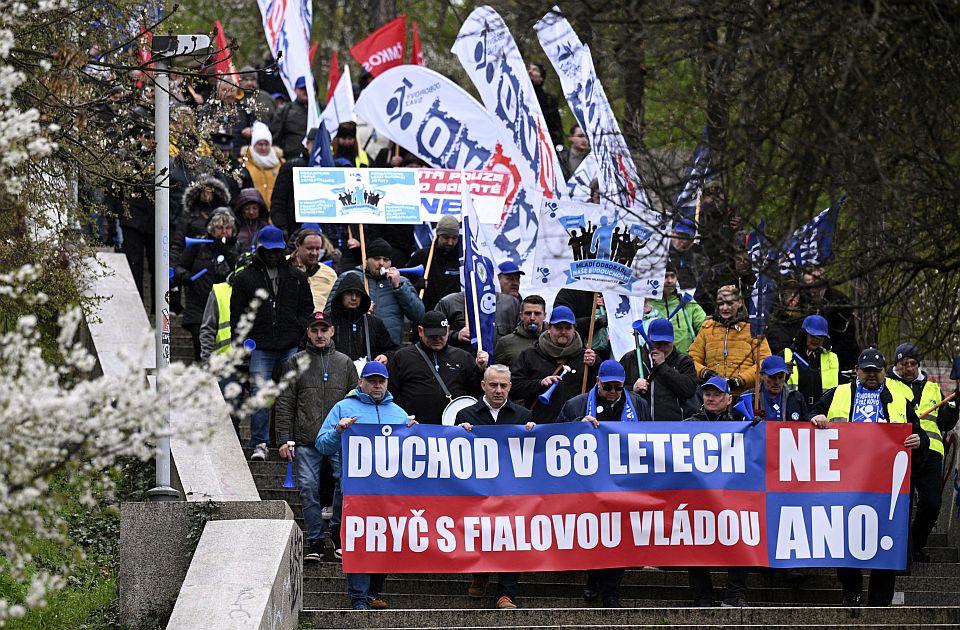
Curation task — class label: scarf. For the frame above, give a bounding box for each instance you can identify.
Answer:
[851,381,885,423]
[250,147,279,170]
[537,330,584,361]
[586,386,638,422]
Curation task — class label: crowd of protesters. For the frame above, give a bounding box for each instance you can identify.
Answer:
[87,53,958,612]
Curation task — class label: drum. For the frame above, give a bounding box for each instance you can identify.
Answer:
[441,396,478,426]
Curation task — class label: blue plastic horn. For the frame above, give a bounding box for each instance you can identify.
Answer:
[734,393,755,422]
[185,236,214,248]
[243,339,256,351]
[538,365,573,404]
[283,459,295,488]
[397,264,425,277]
[951,356,960,381]
[190,268,208,282]
[667,293,695,319]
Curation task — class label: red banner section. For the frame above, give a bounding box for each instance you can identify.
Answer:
[349,15,408,77]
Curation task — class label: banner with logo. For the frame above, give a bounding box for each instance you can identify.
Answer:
[293,167,510,224]
[532,198,665,298]
[341,421,911,573]
[257,0,319,133]
[568,152,598,201]
[350,15,408,77]
[452,6,566,270]
[354,65,532,265]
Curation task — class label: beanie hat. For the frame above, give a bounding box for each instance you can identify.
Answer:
[366,238,392,259]
[251,121,272,146]
[894,342,921,364]
[436,215,459,237]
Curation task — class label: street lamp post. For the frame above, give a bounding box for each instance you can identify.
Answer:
[146,35,210,502]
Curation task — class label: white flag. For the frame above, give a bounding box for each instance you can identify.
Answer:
[321,65,355,136]
[257,0,318,133]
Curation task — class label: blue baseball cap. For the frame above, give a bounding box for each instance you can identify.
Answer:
[257,225,286,250]
[802,314,829,338]
[672,217,697,236]
[702,376,731,394]
[597,360,626,383]
[361,362,389,379]
[647,318,675,343]
[498,261,525,276]
[294,76,306,89]
[301,222,321,232]
[270,92,285,100]
[549,305,576,325]
[761,355,788,375]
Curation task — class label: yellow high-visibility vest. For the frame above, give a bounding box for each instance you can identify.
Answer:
[887,378,944,457]
[212,282,232,355]
[785,348,839,390]
[826,382,909,424]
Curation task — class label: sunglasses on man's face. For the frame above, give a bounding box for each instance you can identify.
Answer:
[600,382,624,392]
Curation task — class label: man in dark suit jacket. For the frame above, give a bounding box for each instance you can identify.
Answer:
[455,364,534,609]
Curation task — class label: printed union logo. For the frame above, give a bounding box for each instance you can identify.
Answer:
[556,214,652,289]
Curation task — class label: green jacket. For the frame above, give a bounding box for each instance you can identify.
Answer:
[644,293,706,353]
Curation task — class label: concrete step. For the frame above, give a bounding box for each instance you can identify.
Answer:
[298,606,960,628]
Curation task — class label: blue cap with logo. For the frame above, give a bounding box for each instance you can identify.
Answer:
[761,355,789,375]
[702,376,731,394]
[549,305,576,325]
[361,362,389,379]
[294,76,306,89]
[647,318,675,343]
[598,360,626,383]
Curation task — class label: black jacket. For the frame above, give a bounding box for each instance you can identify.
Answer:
[387,342,482,425]
[229,255,314,351]
[172,175,232,268]
[455,399,532,426]
[751,386,809,422]
[556,389,652,423]
[619,347,699,420]
[326,272,398,361]
[275,342,358,446]
[269,156,306,235]
[512,335,598,424]
[269,99,309,160]
[685,408,744,421]
[177,237,243,326]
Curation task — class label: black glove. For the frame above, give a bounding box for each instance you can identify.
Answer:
[701,369,718,380]
[727,377,743,390]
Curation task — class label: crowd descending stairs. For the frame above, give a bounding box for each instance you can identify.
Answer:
[244,447,960,629]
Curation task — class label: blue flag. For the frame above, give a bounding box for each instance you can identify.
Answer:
[746,220,777,338]
[308,121,334,167]
[672,129,715,234]
[413,222,435,250]
[461,186,497,357]
[779,195,844,274]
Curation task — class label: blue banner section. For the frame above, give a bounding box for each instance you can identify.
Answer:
[341,422,766,498]
[765,491,910,570]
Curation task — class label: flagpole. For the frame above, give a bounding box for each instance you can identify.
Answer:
[581,291,598,394]
[469,270,483,354]
[693,188,703,245]
[419,236,437,300]
[358,224,369,294]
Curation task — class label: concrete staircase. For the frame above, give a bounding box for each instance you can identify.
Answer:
[243,447,960,629]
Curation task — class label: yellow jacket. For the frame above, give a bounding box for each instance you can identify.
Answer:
[241,145,284,209]
[688,317,771,395]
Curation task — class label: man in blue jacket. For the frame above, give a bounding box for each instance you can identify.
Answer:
[315,362,415,610]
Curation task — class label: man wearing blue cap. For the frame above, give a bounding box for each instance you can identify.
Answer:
[757,355,807,421]
[885,343,958,563]
[231,225,315,461]
[557,359,650,608]
[316,361,415,610]
[269,75,310,159]
[684,376,750,606]
[512,305,598,422]
[496,261,524,299]
[782,314,841,407]
[620,318,698,420]
[668,221,709,292]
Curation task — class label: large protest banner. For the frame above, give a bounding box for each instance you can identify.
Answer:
[340,421,911,573]
[257,0,318,133]
[293,167,509,224]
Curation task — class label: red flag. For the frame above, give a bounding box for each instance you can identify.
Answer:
[309,41,319,64]
[349,15,407,77]
[411,21,425,66]
[325,50,341,105]
[212,20,237,76]
[135,29,153,87]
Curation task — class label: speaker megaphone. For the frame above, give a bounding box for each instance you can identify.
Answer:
[733,392,756,423]
[538,365,574,404]
[667,293,695,319]
[185,236,214,248]
[397,264,425,277]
